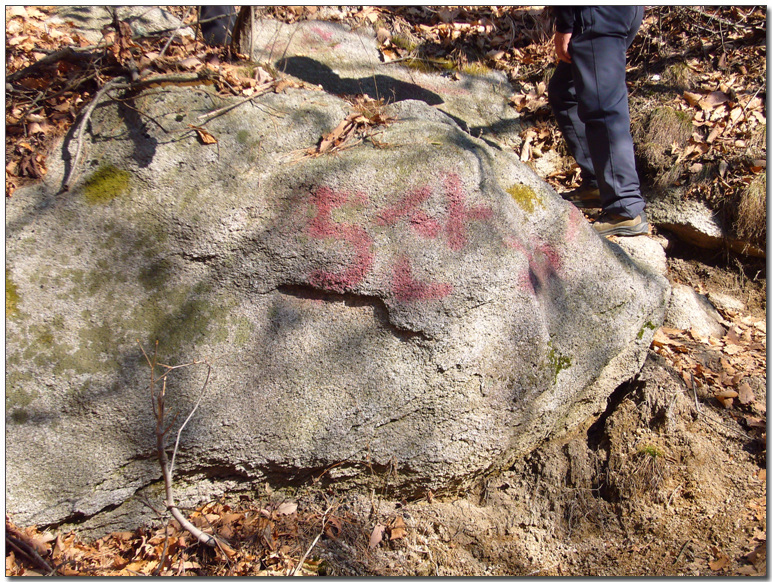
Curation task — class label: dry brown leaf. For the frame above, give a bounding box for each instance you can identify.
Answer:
[219,512,245,525]
[388,516,407,541]
[715,389,739,408]
[737,382,755,405]
[178,57,202,70]
[274,79,294,93]
[369,524,386,549]
[7,6,28,18]
[683,91,703,107]
[708,555,729,571]
[745,541,766,565]
[188,125,218,145]
[274,501,298,516]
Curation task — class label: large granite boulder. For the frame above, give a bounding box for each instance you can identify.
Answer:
[5,80,669,536]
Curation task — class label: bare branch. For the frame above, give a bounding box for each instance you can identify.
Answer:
[142,343,218,548]
[59,71,219,194]
[170,361,212,478]
[60,76,124,193]
[6,47,96,83]
[5,524,54,575]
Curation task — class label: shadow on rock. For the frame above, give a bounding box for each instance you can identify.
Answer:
[277,55,444,105]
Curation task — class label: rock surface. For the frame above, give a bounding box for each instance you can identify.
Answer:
[47,6,194,44]
[646,192,765,258]
[665,284,727,338]
[246,18,524,149]
[6,43,669,534]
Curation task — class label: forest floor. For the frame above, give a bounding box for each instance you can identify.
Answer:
[5,6,766,576]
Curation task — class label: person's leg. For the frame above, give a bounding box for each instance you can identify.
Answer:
[199,6,237,46]
[547,61,597,189]
[569,7,644,219]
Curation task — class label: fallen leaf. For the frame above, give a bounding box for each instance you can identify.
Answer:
[388,516,407,541]
[738,382,755,404]
[369,524,386,549]
[745,541,766,565]
[178,57,202,70]
[274,79,294,93]
[324,515,342,540]
[7,6,28,18]
[188,125,217,145]
[701,90,731,110]
[219,512,245,525]
[683,91,703,107]
[709,546,730,571]
[274,502,297,516]
[715,389,738,408]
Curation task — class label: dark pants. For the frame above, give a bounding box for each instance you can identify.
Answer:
[548,7,645,218]
[199,6,237,46]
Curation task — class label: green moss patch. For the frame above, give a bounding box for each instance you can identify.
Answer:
[83,165,131,204]
[404,57,456,73]
[6,270,20,318]
[237,130,250,144]
[637,321,657,340]
[547,341,572,384]
[462,62,491,76]
[638,444,663,458]
[507,184,544,214]
[6,383,38,424]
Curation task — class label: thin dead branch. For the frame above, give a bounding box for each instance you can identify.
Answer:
[6,46,97,83]
[5,524,54,575]
[60,77,124,193]
[59,70,219,193]
[138,341,219,550]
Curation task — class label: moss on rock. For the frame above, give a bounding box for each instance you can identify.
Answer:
[547,341,572,384]
[6,270,20,318]
[83,165,131,204]
[507,184,544,214]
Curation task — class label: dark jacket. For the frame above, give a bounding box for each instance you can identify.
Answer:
[553,7,577,34]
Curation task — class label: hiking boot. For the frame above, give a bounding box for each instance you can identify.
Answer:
[561,185,601,208]
[592,211,649,237]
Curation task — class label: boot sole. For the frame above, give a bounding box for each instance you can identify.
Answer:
[594,222,649,237]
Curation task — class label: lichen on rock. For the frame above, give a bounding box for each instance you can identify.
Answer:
[83,165,131,204]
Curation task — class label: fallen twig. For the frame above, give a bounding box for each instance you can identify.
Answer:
[60,76,124,193]
[59,70,219,193]
[139,341,218,549]
[6,46,97,83]
[5,524,54,575]
[196,84,274,123]
[292,506,333,576]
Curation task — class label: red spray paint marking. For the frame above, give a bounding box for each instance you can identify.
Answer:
[378,173,493,250]
[505,236,563,295]
[376,186,442,239]
[303,173,494,302]
[391,255,453,301]
[309,25,334,42]
[564,205,584,242]
[306,187,374,293]
[442,173,494,251]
